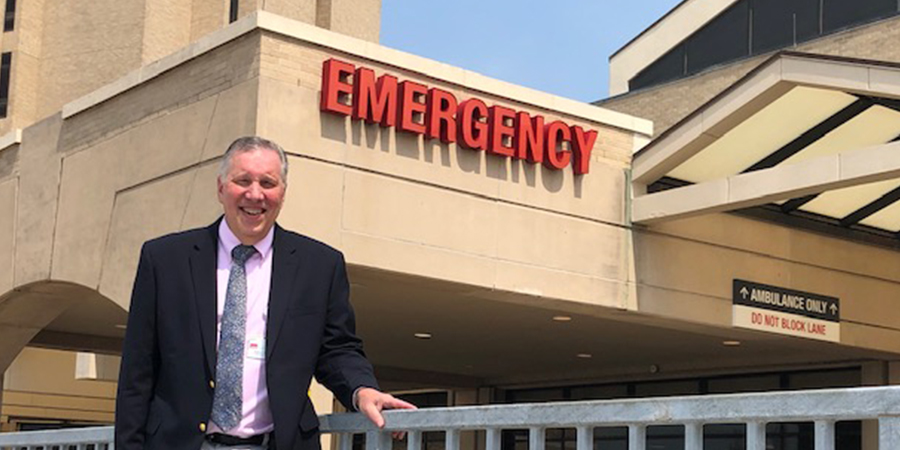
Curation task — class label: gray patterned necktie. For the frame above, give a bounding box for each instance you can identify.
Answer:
[211,244,256,431]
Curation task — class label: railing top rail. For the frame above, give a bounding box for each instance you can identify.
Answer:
[321,385,900,432]
[0,425,114,445]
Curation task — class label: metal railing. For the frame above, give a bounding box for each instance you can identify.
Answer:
[0,426,113,449]
[1,386,900,449]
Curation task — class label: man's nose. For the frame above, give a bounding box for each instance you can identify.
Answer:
[245,183,264,200]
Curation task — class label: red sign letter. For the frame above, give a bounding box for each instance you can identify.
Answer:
[515,112,545,164]
[489,106,516,157]
[544,121,572,170]
[353,67,398,127]
[426,88,458,143]
[398,80,428,134]
[571,125,597,175]
[458,99,489,150]
[321,59,354,115]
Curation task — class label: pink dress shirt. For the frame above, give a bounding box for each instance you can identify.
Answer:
[208,221,275,437]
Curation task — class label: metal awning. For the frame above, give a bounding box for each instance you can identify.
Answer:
[632,52,900,245]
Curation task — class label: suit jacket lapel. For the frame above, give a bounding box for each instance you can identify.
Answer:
[191,220,220,377]
[267,225,299,360]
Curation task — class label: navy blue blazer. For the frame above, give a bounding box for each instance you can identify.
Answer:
[115,219,378,450]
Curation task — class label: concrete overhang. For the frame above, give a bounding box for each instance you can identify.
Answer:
[608,0,740,96]
[632,52,900,241]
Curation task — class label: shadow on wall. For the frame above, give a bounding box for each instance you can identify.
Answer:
[0,280,127,374]
[320,113,584,198]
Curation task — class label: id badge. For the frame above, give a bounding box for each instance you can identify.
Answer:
[246,335,266,360]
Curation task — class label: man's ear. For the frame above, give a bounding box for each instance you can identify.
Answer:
[216,176,225,202]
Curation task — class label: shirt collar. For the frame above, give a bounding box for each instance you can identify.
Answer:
[218,219,275,259]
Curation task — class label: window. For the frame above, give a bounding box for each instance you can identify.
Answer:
[0,52,11,118]
[750,0,819,54]
[628,0,900,91]
[685,1,750,75]
[823,0,896,33]
[3,0,14,32]
[229,0,239,23]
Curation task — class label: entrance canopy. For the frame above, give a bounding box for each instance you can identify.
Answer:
[632,52,900,244]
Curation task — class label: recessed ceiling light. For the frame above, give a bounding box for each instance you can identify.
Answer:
[576,353,592,359]
[552,316,572,322]
[723,340,741,346]
[414,333,432,340]
[115,324,127,329]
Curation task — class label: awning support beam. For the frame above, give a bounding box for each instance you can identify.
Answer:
[633,141,900,224]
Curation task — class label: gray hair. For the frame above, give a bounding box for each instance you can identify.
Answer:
[218,136,289,183]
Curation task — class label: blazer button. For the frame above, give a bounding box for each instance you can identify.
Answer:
[199,423,207,432]
[209,380,215,389]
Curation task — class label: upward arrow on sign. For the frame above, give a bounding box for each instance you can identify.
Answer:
[830,304,838,315]
[740,287,749,299]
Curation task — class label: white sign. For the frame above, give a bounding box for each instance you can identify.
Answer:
[732,305,840,343]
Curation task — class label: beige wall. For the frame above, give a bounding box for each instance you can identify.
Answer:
[0,16,647,422]
[637,213,900,354]
[1,348,116,425]
[601,15,900,137]
[0,0,381,139]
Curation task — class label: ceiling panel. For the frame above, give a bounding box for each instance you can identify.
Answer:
[667,87,857,183]
[782,105,900,165]
[860,201,900,232]
[800,180,900,219]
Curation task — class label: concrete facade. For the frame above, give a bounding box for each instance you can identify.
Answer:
[600,14,900,137]
[0,0,380,137]
[0,12,652,428]
[2,5,900,449]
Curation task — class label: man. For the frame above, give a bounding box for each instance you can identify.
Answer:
[116,136,414,450]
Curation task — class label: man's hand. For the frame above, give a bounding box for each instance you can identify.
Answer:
[356,387,417,438]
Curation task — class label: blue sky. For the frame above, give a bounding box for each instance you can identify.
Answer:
[381,1,683,103]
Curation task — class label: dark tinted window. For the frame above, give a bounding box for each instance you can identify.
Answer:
[686,1,750,74]
[229,0,239,23]
[627,0,900,91]
[0,52,11,118]
[823,0,896,33]
[630,44,685,91]
[3,0,14,32]
[751,0,819,54]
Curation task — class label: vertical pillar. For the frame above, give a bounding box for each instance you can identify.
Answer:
[814,420,835,450]
[684,423,702,450]
[746,422,765,450]
[878,416,900,450]
[309,378,335,450]
[628,425,645,450]
[576,426,592,450]
[530,427,545,450]
[485,428,501,450]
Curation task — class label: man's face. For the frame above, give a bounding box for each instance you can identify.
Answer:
[217,148,286,245]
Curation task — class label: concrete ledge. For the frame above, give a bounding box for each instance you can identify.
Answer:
[61,11,653,136]
[0,129,22,152]
[633,141,900,224]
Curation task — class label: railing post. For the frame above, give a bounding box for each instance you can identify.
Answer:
[684,423,702,450]
[446,429,461,450]
[485,428,501,450]
[814,420,835,450]
[406,431,422,450]
[576,426,592,450]
[628,424,645,450]
[529,427,545,450]
[879,416,900,449]
[746,422,765,450]
[366,430,392,450]
[339,433,353,450]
